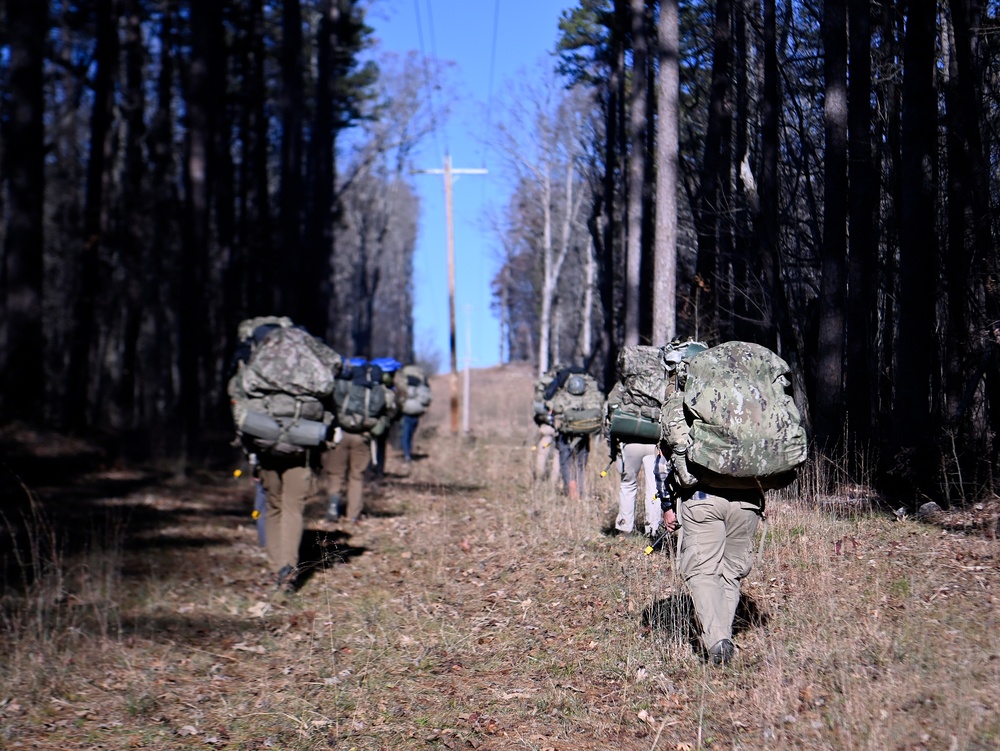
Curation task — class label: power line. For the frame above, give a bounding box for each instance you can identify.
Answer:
[482,0,501,172]
[413,0,444,159]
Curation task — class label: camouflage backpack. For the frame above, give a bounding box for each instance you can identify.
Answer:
[332,361,389,435]
[660,341,808,490]
[549,373,605,436]
[608,341,707,442]
[398,364,432,417]
[228,323,343,455]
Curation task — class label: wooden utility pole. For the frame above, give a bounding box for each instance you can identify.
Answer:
[415,154,487,433]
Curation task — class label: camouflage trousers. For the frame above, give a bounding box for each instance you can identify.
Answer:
[678,489,763,652]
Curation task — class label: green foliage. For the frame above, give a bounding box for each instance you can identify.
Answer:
[555,0,616,85]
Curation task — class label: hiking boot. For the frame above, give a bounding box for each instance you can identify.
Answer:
[325,494,341,521]
[276,565,297,593]
[708,639,735,666]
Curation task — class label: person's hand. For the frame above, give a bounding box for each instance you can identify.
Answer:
[662,508,677,531]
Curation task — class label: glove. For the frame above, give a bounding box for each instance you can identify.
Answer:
[671,447,698,488]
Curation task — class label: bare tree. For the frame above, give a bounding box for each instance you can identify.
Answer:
[652,0,680,343]
[624,0,649,345]
[496,71,592,375]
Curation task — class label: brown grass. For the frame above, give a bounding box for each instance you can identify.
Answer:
[1,361,998,750]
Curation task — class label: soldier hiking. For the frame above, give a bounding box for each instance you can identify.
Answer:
[657,341,807,664]
[228,317,342,592]
[605,342,704,538]
[542,367,604,501]
[322,360,394,523]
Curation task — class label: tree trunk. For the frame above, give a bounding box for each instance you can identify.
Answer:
[304,0,339,340]
[624,0,648,346]
[652,0,679,344]
[845,0,878,456]
[118,0,148,433]
[278,0,305,320]
[814,0,848,450]
[894,1,939,487]
[65,0,118,431]
[694,0,732,342]
[1,0,47,422]
[179,0,215,457]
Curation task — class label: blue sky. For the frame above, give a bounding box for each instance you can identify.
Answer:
[368,0,571,371]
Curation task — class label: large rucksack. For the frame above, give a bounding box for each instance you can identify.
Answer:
[608,341,707,443]
[549,372,605,435]
[660,341,808,490]
[398,364,432,417]
[228,323,343,455]
[332,361,389,434]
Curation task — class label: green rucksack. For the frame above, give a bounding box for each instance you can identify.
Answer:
[660,341,808,490]
[332,362,389,435]
[228,323,342,455]
[608,340,708,443]
[549,373,605,435]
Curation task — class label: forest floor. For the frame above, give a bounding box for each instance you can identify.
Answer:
[1,362,999,751]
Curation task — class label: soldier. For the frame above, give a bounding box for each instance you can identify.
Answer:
[658,342,806,665]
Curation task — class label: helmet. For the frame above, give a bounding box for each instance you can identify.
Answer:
[566,374,587,396]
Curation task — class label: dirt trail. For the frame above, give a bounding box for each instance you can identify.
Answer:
[1,363,999,750]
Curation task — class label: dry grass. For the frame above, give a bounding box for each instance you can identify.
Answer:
[1,362,998,750]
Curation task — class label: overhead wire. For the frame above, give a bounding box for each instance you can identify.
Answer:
[481,0,500,173]
[413,0,445,160]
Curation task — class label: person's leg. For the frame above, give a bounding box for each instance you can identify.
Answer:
[577,436,590,489]
[277,464,312,573]
[616,443,643,533]
[718,500,761,635]
[640,449,660,535]
[401,415,418,461]
[556,433,572,493]
[321,445,347,519]
[345,433,370,520]
[678,491,732,652]
[259,466,284,574]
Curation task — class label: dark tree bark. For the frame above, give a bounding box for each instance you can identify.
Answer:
[1,0,47,422]
[946,0,1000,476]
[304,0,340,340]
[598,0,627,388]
[148,0,180,454]
[234,0,273,315]
[117,0,148,432]
[894,1,939,485]
[693,0,732,342]
[814,0,848,449]
[178,0,216,455]
[845,0,878,454]
[278,0,305,321]
[65,0,118,431]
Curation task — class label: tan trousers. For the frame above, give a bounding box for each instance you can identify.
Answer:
[322,432,370,520]
[616,442,659,534]
[259,460,313,574]
[678,489,763,651]
[534,423,558,483]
